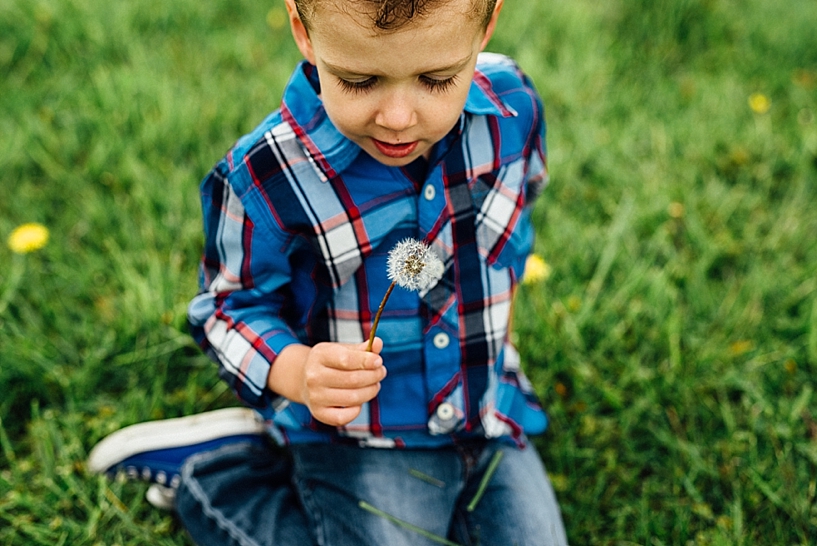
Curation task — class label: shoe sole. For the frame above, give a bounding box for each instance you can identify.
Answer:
[87,407,266,474]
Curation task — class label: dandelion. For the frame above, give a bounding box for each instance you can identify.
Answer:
[748,93,770,115]
[2,223,49,315]
[522,254,551,284]
[7,223,49,254]
[667,202,685,219]
[367,238,444,351]
[728,340,754,356]
[386,239,444,292]
[266,7,286,30]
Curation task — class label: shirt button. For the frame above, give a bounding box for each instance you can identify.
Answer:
[432,332,449,349]
[423,184,436,201]
[436,402,455,421]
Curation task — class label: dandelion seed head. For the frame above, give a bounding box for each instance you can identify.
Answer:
[387,238,444,292]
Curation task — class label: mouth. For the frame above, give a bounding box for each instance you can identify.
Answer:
[372,139,419,159]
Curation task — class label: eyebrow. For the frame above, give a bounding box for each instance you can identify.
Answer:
[323,54,473,77]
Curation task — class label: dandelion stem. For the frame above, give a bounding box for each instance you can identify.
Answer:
[367,280,396,352]
[0,255,25,316]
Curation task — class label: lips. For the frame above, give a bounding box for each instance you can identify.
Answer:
[372,139,419,159]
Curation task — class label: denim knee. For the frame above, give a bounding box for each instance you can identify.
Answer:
[176,441,313,546]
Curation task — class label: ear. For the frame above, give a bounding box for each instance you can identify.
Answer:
[284,0,316,64]
[479,0,504,51]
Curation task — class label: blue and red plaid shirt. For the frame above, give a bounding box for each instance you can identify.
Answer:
[188,53,548,448]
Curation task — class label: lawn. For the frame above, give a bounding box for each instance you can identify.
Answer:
[1,0,816,544]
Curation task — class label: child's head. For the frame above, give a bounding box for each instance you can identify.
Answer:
[292,0,498,32]
[284,0,504,166]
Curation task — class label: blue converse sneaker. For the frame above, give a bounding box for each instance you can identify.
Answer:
[87,407,268,508]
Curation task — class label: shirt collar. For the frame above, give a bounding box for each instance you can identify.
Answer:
[281,61,517,176]
[281,62,360,178]
[464,68,519,118]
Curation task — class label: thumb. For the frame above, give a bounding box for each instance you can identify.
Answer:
[359,337,383,354]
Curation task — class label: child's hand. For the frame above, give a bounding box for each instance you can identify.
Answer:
[269,338,386,427]
[300,339,386,426]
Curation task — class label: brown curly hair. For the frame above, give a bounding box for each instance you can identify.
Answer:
[294,0,498,31]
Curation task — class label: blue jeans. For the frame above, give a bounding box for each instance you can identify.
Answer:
[176,439,567,546]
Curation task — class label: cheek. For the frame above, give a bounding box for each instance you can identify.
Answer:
[422,94,468,133]
[323,92,372,133]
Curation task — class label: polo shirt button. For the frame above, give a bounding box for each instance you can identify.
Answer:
[432,332,449,349]
[436,402,455,421]
[423,184,436,201]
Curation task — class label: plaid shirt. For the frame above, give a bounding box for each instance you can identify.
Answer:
[188,53,548,447]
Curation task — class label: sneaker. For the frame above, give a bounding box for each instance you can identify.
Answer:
[145,484,177,510]
[87,407,267,508]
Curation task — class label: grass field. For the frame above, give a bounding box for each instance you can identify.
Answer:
[1,0,816,544]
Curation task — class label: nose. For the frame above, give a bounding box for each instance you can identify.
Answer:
[374,89,417,134]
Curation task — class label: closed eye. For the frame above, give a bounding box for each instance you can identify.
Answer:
[337,77,378,94]
[336,75,459,95]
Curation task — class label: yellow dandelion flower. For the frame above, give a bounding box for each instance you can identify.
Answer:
[522,254,551,284]
[266,7,287,30]
[748,93,770,114]
[729,147,750,166]
[668,202,685,219]
[716,515,733,530]
[728,340,754,356]
[7,223,49,254]
[549,473,569,492]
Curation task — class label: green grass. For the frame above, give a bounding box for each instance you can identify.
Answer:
[1,0,815,544]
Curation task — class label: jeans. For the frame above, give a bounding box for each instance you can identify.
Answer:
[176,439,568,546]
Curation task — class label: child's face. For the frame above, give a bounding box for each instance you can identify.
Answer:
[285,0,502,167]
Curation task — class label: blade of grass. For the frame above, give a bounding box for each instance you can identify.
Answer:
[408,468,446,488]
[466,450,504,512]
[358,500,460,546]
[575,194,635,328]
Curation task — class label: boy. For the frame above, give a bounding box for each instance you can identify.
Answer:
[88,0,568,544]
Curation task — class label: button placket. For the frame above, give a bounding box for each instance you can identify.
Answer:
[425,329,462,435]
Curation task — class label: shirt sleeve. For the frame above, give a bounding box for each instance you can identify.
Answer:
[522,71,547,208]
[187,162,301,409]
[508,67,547,276]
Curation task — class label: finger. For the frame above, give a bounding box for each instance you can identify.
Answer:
[312,366,387,390]
[359,337,383,355]
[309,374,380,406]
[312,405,362,427]
[350,348,383,371]
[315,343,383,371]
[309,382,382,409]
[303,360,385,399]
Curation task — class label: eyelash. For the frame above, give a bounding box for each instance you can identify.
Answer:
[336,75,458,95]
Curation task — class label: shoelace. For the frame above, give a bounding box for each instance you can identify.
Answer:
[122,465,181,488]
